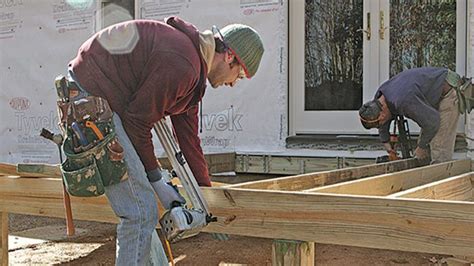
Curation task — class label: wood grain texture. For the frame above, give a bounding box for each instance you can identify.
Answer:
[17,163,62,178]
[0,153,236,179]
[307,160,470,195]
[388,172,473,201]
[235,154,375,175]
[160,152,235,174]
[1,212,7,266]
[203,187,474,256]
[272,240,314,266]
[227,158,423,191]
[0,163,62,178]
[1,162,474,256]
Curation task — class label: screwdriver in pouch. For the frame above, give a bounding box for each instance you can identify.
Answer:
[71,122,89,147]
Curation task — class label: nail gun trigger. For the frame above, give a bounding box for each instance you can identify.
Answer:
[206,214,217,223]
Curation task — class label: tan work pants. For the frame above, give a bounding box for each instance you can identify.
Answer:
[430,88,460,163]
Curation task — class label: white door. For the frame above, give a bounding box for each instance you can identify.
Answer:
[378,0,467,133]
[290,0,467,135]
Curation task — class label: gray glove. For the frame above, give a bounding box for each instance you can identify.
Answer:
[148,169,186,209]
[211,233,230,241]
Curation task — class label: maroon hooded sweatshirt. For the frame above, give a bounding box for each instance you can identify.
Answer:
[68,17,211,186]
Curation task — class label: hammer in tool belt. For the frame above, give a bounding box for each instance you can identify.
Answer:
[40,128,75,236]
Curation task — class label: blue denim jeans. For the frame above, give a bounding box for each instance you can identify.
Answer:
[105,114,168,266]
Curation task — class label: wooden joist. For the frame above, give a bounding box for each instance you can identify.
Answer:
[0,194,116,224]
[204,187,474,256]
[226,158,424,190]
[0,176,473,256]
[0,152,236,179]
[388,172,474,201]
[235,154,374,175]
[306,160,470,195]
[1,212,7,266]
[0,162,61,178]
[161,152,235,174]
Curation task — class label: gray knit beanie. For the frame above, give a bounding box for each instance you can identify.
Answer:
[220,24,264,78]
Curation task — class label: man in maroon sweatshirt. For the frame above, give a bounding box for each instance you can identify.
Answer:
[68,17,264,265]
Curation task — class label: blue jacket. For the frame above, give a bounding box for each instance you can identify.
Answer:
[376,67,448,148]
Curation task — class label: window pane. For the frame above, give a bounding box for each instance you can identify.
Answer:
[304,0,363,111]
[389,0,456,76]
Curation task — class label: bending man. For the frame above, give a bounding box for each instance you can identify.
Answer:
[359,67,462,163]
[68,17,264,265]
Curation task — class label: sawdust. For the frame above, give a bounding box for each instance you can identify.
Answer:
[8,214,447,265]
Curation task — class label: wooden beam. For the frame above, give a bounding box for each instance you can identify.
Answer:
[17,164,62,178]
[226,158,424,191]
[0,163,20,176]
[160,152,235,174]
[1,212,7,266]
[272,240,314,266]
[441,257,474,266]
[0,194,117,224]
[0,163,61,178]
[0,176,116,223]
[235,154,374,175]
[387,172,473,201]
[306,160,470,195]
[0,153,236,179]
[205,152,236,174]
[203,188,474,256]
[0,176,473,256]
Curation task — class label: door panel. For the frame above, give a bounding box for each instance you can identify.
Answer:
[290,0,466,135]
[290,0,377,134]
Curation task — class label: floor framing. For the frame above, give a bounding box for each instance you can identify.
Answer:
[0,155,472,265]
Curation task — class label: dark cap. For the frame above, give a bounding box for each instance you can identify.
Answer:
[359,99,382,129]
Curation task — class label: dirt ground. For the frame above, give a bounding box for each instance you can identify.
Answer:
[7,213,451,266]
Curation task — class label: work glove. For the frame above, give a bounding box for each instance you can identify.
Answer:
[414,146,430,160]
[148,169,186,210]
[211,233,230,241]
[387,149,399,161]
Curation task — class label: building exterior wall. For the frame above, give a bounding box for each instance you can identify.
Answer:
[0,0,288,164]
[0,1,472,164]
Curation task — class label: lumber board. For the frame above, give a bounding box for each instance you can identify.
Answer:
[1,212,7,266]
[0,176,204,223]
[205,152,236,174]
[203,187,474,256]
[0,176,115,223]
[235,154,374,174]
[0,162,62,178]
[0,176,473,256]
[17,164,62,178]
[272,240,314,266]
[0,153,235,179]
[387,172,474,201]
[227,158,423,191]
[0,194,117,224]
[0,163,18,177]
[160,152,235,174]
[306,160,470,195]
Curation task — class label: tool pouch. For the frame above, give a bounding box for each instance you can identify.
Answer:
[61,126,128,197]
[55,75,128,197]
[456,78,474,114]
